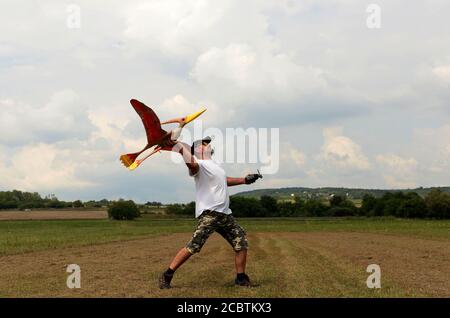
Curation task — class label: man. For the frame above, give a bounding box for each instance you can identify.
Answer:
[159,136,261,289]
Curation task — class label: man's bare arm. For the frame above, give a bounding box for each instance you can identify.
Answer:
[228,173,261,186]
[227,177,246,186]
[173,142,199,175]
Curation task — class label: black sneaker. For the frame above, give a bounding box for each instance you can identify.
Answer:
[235,274,253,287]
[159,272,173,289]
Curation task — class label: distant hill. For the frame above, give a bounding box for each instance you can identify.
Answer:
[234,186,450,200]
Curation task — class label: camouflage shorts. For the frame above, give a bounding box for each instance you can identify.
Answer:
[186,211,248,254]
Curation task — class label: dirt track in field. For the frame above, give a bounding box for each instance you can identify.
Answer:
[0,211,107,220]
[0,232,448,297]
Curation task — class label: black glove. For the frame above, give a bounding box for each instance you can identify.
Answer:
[245,174,260,184]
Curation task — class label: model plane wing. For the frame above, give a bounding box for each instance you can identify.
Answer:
[130,99,167,144]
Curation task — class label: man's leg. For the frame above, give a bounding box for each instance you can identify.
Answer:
[159,213,217,289]
[216,216,253,286]
[235,249,247,274]
[169,247,193,271]
[159,247,193,289]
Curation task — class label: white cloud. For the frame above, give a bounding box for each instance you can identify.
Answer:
[376,154,418,174]
[0,143,95,191]
[319,127,371,171]
[161,95,198,117]
[376,154,418,188]
[432,65,450,80]
[191,43,326,104]
[159,94,234,126]
[122,0,271,58]
[88,106,138,152]
[0,90,93,145]
[275,143,307,178]
[286,148,306,167]
[382,176,417,189]
[123,0,227,57]
[412,125,450,176]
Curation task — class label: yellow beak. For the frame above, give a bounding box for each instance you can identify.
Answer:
[183,108,207,125]
[160,108,207,126]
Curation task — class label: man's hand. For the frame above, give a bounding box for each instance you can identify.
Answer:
[244,174,261,184]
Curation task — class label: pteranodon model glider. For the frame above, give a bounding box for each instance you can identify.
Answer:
[120,99,206,170]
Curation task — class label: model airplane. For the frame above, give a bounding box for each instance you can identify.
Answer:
[120,99,206,170]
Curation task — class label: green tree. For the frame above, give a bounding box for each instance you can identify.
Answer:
[145,201,162,207]
[165,204,185,215]
[73,200,84,208]
[230,196,265,217]
[327,195,357,217]
[277,201,297,216]
[425,189,450,219]
[185,201,195,215]
[166,202,195,216]
[107,200,141,220]
[260,195,278,216]
[304,199,327,217]
[329,195,344,207]
[396,193,427,218]
[46,200,65,208]
[360,194,377,216]
[327,206,355,217]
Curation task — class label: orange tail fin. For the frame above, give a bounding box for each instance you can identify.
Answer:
[119,152,140,168]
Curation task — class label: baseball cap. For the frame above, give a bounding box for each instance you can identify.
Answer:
[191,136,212,155]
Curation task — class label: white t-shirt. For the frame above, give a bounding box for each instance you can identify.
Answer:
[190,159,232,218]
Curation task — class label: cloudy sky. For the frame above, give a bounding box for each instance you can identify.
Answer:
[1,0,449,203]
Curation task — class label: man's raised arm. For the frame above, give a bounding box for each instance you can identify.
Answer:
[173,141,199,176]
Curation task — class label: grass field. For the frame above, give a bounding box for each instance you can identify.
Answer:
[0,216,449,297]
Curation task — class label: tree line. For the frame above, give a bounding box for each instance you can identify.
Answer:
[2,189,449,219]
[167,189,450,219]
[0,190,109,210]
[236,186,450,200]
